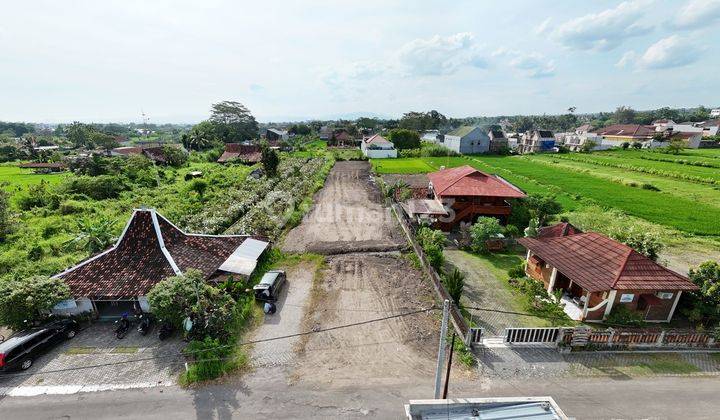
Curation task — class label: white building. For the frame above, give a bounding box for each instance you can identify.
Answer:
[442,126,490,154]
[361,134,397,158]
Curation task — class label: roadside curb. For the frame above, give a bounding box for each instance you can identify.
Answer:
[0,381,174,397]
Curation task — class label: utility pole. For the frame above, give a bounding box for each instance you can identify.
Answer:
[442,332,456,399]
[434,299,450,399]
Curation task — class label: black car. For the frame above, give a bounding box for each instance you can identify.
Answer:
[253,270,286,302]
[0,319,79,372]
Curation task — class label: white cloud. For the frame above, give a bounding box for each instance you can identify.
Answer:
[494,49,556,78]
[637,35,702,69]
[535,17,552,35]
[616,51,637,68]
[550,0,654,51]
[396,32,487,76]
[674,0,720,29]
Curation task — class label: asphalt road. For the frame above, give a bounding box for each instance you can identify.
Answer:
[1,376,719,419]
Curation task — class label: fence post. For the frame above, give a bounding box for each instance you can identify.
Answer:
[607,328,615,346]
[657,330,666,346]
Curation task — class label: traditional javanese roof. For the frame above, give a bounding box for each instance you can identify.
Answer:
[54,209,268,299]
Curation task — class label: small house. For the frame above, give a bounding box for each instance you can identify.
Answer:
[518,130,555,154]
[266,128,289,142]
[52,209,269,319]
[442,126,490,154]
[217,143,262,164]
[487,129,509,153]
[518,223,698,323]
[17,162,66,173]
[419,165,526,231]
[361,134,397,158]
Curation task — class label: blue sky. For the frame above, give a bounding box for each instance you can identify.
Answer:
[1,0,719,123]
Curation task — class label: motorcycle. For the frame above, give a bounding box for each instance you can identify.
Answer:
[115,313,131,339]
[137,313,152,336]
[158,319,174,341]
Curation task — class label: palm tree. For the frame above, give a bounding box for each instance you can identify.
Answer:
[443,268,465,306]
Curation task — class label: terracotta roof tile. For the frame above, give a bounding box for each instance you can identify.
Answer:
[518,232,697,293]
[217,143,262,163]
[428,165,526,198]
[56,210,262,299]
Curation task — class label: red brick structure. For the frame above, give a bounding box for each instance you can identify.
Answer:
[518,223,698,323]
[427,165,526,231]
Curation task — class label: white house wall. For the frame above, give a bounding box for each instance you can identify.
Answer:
[364,148,397,158]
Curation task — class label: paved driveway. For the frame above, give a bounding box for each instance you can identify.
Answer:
[0,322,184,395]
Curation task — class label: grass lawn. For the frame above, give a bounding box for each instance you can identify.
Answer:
[371,158,437,174]
[0,164,68,190]
[444,249,551,332]
[577,354,701,377]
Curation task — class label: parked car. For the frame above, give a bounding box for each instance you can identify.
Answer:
[0,319,79,372]
[253,270,286,302]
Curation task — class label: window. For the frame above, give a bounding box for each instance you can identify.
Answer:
[656,292,674,300]
[619,293,634,303]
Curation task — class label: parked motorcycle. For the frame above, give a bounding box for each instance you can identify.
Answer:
[115,313,131,339]
[158,320,174,340]
[137,313,152,336]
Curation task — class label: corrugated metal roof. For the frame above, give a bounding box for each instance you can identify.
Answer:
[405,199,449,216]
[218,238,270,276]
[406,397,567,420]
[446,125,478,138]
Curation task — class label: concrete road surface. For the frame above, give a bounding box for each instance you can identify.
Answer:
[1,376,719,419]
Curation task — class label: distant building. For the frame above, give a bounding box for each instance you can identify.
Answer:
[319,126,332,141]
[519,130,555,153]
[695,120,720,137]
[266,128,289,142]
[710,109,720,118]
[487,129,509,153]
[594,124,657,148]
[217,143,262,164]
[442,126,490,154]
[361,134,396,158]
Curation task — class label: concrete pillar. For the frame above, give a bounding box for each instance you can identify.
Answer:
[603,290,617,319]
[547,267,558,294]
[667,291,682,322]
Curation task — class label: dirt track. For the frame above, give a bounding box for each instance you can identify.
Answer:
[293,253,439,385]
[281,161,405,255]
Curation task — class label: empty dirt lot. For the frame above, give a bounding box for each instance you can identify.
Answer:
[293,253,440,386]
[281,161,405,254]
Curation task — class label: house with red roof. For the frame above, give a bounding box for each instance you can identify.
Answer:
[361,134,397,158]
[417,165,525,231]
[518,223,698,323]
[217,143,262,164]
[51,209,269,318]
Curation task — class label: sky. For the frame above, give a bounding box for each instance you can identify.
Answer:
[1,0,719,123]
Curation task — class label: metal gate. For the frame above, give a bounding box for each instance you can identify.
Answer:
[466,327,483,346]
[504,327,560,344]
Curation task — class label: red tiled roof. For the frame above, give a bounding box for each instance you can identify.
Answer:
[538,222,581,239]
[363,134,392,145]
[428,165,526,198]
[217,143,262,163]
[55,210,257,299]
[596,124,655,138]
[518,232,698,293]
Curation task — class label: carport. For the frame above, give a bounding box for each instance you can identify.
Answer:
[92,299,140,319]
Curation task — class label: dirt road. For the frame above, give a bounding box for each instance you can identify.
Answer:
[281,161,405,254]
[293,253,439,386]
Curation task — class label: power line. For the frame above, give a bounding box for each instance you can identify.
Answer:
[0,306,437,378]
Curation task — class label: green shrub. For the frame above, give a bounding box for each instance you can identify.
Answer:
[62,175,129,200]
[0,275,70,329]
[181,337,233,383]
[605,305,645,327]
[469,217,502,253]
[507,264,526,279]
[59,200,86,215]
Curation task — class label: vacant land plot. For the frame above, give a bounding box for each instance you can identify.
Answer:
[292,253,439,385]
[281,161,405,254]
[371,158,436,174]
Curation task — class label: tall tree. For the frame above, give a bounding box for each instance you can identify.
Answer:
[66,121,93,149]
[613,106,637,124]
[182,120,218,151]
[388,129,421,150]
[209,101,258,142]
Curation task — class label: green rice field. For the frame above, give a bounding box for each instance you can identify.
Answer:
[0,164,68,190]
[371,152,720,237]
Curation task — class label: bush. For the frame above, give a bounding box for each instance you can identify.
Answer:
[507,264,526,279]
[181,336,233,383]
[469,217,502,253]
[442,268,465,305]
[605,305,645,327]
[0,275,71,330]
[388,129,421,150]
[59,200,86,215]
[62,175,129,200]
